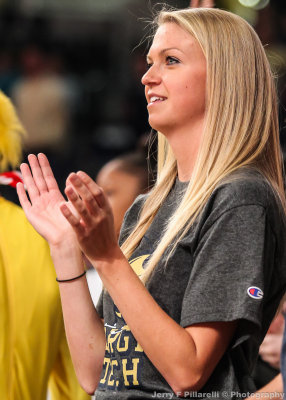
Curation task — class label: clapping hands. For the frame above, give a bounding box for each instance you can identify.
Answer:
[61,170,119,263]
[17,153,119,264]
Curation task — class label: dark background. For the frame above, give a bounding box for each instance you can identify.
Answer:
[0,0,285,192]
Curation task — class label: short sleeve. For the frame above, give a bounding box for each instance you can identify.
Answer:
[180,204,272,345]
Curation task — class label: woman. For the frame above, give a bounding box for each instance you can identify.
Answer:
[17,7,286,399]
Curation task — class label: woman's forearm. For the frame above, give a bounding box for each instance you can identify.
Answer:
[50,243,106,395]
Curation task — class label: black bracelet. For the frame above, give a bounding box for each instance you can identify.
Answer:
[56,270,86,283]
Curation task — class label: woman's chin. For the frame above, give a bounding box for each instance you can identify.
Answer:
[148,119,168,135]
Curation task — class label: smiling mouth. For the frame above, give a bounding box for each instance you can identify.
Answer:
[149,96,166,105]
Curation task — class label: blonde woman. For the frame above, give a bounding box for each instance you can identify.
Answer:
[17,6,286,399]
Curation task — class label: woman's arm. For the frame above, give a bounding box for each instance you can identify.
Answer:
[61,170,237,394]
[50,243,106,395]
[17,154,105,394]
[96,253,237,394]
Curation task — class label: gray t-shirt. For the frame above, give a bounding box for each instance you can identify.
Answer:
[95,169,286,399]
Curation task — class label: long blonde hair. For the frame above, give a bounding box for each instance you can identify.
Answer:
[121,7,286,283]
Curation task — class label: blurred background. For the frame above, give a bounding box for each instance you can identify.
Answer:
[0,0,285,190]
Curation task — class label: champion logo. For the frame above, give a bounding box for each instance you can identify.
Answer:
[247,286,263,300]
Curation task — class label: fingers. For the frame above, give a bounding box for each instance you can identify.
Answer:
[64,171,111,230]
[65,182,94,226]
[60,202,85,237]
[38,153,59,191]
[20,153,59,203]
[68,171,109,212]
[28,154,48,194]
[20,161,40,203]
[16,182,31,214]
[76,171,108,209]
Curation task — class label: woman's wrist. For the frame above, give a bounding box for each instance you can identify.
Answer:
[56,270,87,283]
[90,245,126,272]
[49,240,85,280]
[49,235,79,256]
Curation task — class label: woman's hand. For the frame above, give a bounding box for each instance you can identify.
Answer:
[60,171,120,263]
[17,153,76,246]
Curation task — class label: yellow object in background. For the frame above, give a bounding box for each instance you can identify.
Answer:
[0,91,26,172]
[0,197,90,400]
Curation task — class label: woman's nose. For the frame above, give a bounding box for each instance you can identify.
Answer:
[141,65,161,86]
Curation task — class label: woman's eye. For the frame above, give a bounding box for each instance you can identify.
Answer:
[166,56,179,65]
[146,62,153,70]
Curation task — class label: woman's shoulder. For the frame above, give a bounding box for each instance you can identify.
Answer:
[211,168,279,211]
[197,168,286,238]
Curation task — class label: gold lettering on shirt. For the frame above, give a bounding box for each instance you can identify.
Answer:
[107,359,119,386]
[117,331,129,352]
[99,254,150,389]
[134,342,144,352]
[100,357,110,384]
[106,329,121,353]
[122,358,140,386]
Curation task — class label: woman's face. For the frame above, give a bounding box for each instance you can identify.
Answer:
[142,22,206,136]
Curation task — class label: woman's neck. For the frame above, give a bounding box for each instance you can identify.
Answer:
[165,119,204,182]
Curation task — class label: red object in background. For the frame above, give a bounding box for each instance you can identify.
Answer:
[0,171,23,188]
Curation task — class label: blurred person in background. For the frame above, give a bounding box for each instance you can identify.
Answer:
[0,91,89,400]
[11,43,75,192]
[252,306,285,389]
[12,44,71,153]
